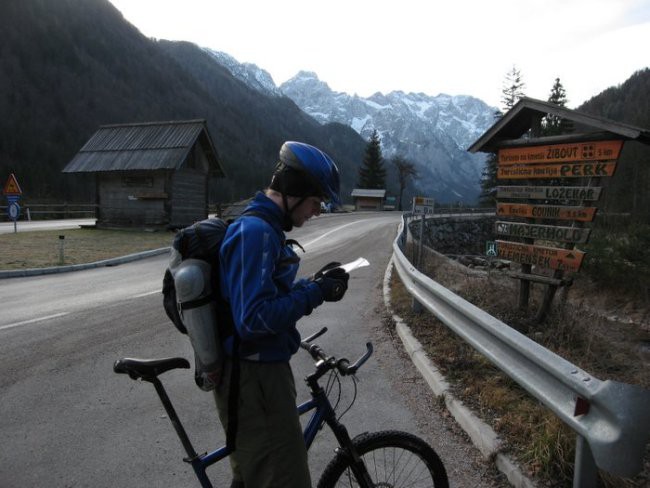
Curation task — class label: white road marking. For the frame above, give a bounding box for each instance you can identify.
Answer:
[0,312,70,332]
[303,221,366,248]
[133,290,160,298]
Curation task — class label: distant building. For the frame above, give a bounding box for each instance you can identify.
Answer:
[62,119,225,229]
[351,188,386,211]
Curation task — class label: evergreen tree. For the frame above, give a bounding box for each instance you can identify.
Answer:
[391,155,418,210]
[357,129,386,189]
[501,65,526,111]
[543,77,574,136]
[480,67,526,206]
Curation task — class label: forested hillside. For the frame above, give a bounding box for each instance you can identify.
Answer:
[0,0,365,203]
[578,68,650,222]
[1,0,648,212]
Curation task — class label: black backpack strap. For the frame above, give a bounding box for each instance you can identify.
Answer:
[193,221,210,259]
[226,333,241,452]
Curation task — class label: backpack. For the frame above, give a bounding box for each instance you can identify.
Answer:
[162,217,234,391]
[163,212,271,392]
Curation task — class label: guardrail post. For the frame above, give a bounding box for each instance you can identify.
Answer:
[573,435,600,487]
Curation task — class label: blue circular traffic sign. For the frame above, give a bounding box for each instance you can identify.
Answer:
[8,201,20,221]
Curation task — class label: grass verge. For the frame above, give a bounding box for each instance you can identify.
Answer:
[389,244,649,487]
[0,228,174,269]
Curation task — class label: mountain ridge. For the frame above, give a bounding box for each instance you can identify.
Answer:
[205,52,496,203]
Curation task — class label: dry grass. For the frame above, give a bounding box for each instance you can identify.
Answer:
[0,228,174,269]
[389,244,650,487]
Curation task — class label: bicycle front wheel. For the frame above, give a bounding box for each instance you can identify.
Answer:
[317,430,448,488]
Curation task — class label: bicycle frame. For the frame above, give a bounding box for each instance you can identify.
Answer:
[115,330,376,487]
[153,367,373,488]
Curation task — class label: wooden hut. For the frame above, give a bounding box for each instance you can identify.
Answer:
[63,119,225,229]
[351,189,386,210]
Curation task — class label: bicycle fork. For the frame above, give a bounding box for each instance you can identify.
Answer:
[325,411,375,487]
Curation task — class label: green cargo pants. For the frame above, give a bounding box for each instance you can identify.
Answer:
[214,359,311,488]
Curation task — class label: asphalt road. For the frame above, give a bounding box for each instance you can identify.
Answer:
[0,218,96,234]
[0,212,505,487]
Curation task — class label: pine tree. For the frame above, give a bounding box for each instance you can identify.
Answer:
[479,67,526,206]
[543,77,574,136]
[357,129,386,189]
[501,65,526,111]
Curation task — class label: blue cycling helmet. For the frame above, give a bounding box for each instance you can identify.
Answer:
[276,141,341,208]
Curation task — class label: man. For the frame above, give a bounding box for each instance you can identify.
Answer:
[216,141,350,488]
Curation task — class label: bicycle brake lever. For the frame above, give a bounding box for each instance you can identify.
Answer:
[342,342,373,375]
[301,327,328,348]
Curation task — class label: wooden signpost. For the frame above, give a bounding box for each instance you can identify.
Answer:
[497,140,623,164]
[496,185,602,201]
[494,221,591,244]
[496,203,597,221]
[495,240,585,273]
[498,161,617,179]
[494,139,624,321]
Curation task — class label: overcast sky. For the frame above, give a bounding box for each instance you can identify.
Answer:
[108,0,650,109]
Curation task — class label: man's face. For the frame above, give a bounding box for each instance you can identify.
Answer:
[291,196,322,227]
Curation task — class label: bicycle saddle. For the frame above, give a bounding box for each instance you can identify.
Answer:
[113,357,190,381]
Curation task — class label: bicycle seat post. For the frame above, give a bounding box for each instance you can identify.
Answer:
[151,377,200,462]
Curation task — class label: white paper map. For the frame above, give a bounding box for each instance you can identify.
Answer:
[340,257,370,274]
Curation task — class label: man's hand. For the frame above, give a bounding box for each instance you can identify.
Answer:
[313,263,349,302]
[312,261,341,280]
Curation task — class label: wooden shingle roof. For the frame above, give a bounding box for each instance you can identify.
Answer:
[63,119,224,176]
[468,97,650,153]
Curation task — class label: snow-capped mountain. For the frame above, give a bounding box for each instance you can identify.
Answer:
[280,72,496,203]
[203,49,282,96]
[206,51,496,203]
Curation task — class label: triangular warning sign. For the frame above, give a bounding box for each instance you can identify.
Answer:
[3,173,22,196]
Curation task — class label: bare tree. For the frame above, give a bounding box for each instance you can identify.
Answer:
[391,155,418,211]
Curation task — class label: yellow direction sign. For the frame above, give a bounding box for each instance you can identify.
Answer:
[496,240,585,272]
[3,173,22,196]
[497,203,597,222]
[498,140,623,165]
[498,161,617,179]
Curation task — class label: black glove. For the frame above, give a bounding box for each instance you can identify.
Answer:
[314,265,349,302]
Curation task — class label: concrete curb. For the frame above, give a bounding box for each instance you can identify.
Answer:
[0,247,170,279]
[382,257,537,488]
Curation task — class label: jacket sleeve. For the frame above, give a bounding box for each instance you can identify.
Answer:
[220,218,324,341]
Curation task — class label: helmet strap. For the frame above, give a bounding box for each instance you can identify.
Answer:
[280,192,293,231]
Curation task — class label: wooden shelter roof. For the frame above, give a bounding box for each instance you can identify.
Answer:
[468,97,650,153]
[63,119,225,176]
[351,189,386,198]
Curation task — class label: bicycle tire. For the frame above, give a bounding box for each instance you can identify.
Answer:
[317,430,449,488]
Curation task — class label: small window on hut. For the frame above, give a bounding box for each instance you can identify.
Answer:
[122,176,153,188]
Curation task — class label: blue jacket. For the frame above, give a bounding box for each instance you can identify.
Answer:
[219,192,324,361]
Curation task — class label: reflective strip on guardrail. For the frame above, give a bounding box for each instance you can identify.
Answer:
[392,216,650,477]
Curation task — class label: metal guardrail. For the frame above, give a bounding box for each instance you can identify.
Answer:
[392,214,650,484]
[0,203,97,222]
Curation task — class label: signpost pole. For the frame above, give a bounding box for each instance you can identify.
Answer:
[410,196,434,314]
[3,173,23,233]
[417,212,425,269]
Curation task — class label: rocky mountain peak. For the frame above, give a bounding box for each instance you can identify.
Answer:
[201,51,496,202]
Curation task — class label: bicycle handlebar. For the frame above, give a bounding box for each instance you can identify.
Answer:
[300,327,373,376]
